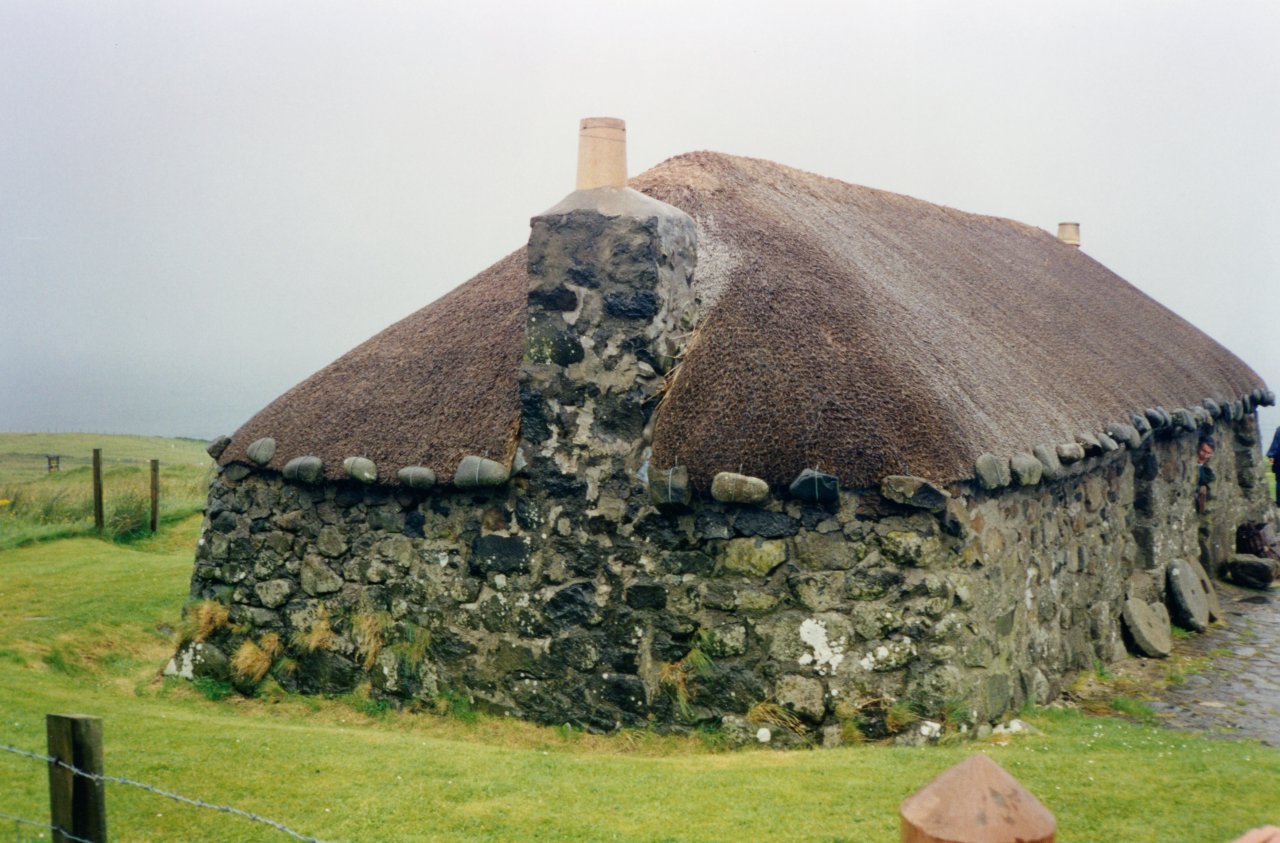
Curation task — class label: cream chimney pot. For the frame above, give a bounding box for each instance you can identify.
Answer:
[576,117,627,190]
[1057,222,1081,248]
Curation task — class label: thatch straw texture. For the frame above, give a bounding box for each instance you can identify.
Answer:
[635,153,1262,488]
[218,250,526,482]
[220,151,1263,490]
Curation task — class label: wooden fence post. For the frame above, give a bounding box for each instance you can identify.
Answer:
[92,449,104,533]
[47,714,108,843]
[900,754,1055,843]
[149,459,159,533]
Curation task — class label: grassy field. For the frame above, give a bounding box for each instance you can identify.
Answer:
[0,521,1277,839]
[0,432,212,549]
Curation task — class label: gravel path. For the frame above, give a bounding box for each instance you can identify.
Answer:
[1147,581,1280,746]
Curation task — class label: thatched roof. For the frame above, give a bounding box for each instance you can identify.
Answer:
[219,151,1264,489]
[217,250,526,483]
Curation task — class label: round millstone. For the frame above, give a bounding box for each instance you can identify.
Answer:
[396,466,437,490]
[246,437,276,466]
[453,455,509,488]
[711,471,770,504]
[1166,559,1210,632]
[343,456,378,484]
[1122,597,1172,658]
[1184,556,1222,622]
[283,455,324,484]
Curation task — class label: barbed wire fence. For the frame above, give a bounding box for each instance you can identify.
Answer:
[1,720,332,843]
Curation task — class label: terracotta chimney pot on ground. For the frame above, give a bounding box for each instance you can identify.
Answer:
[576,117,627,190]
[1057,221,1081,247]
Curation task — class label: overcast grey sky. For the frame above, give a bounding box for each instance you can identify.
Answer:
[2,0,1278,442]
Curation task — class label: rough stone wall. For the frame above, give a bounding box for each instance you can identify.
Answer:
[180,412,1270,740]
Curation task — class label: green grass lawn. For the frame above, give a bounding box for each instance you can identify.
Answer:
[0,432,213,549]
[1,516,1278,842]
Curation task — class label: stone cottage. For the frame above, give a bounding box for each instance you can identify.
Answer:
[180,118,1275,740]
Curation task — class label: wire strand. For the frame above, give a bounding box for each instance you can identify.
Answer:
[0,743,330,843]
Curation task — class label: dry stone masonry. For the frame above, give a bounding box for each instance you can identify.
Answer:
[179,401,1273,740]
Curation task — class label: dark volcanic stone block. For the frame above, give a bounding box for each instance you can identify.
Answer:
[529,285,579,312]
[603,290,660,320]
[624,582,667,610]
[469,535,531,575]
[733,509,799,538]
[545,582,599,628]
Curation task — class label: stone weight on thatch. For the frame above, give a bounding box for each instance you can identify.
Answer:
[711,471,770,505]
[1166,559,1209,632]
[283,456,324,484]
[880,475,949,512]
[396,466,437,490]
[1009,452,1042,486]
[974,454,1011,490]
[788,468,838,503]
[343,457,378,484]
[1203,397,1221,417]
[1032,444,1062,480]
[1105,422,1140,449]
[453,455,509,488]
[1055,442,1085,464]
[649,465,691,507]
[207,435,232,461]
[246,437,277,466]
[1096,432,1119,452]
[1121,596,1172,658]
[1075,432,1102,455]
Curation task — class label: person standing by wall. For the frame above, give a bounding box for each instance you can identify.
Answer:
[1267,427,1280,507]
[1196,435,1216,514]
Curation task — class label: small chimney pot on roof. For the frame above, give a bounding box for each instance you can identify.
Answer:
[576,117,627,190]
[1058,222,1081,248]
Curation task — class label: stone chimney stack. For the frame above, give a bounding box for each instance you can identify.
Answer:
[520,117,699,515]
[1057,222,1081,248]
[576,117,627,190]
